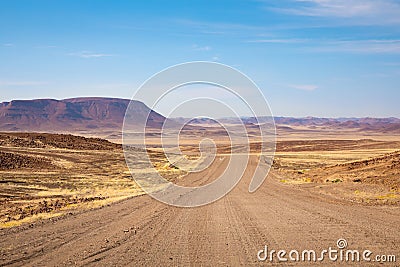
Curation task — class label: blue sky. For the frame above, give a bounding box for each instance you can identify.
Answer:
[0,0,399,117]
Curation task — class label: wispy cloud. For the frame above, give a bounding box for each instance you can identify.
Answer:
[199,30,227,35]
[85,83,132,89]
[271,0,400,25]
[35,45,57,49]
[175,19,265,34]
[314,39,400,53]
[246,38,307,43]
[247,37,400,54]
[289,84,318,91]
[2,43,13,47]
[68,51,114,58]
[192,44,212,51]
[0,81,48,86]
[381,62,400,66]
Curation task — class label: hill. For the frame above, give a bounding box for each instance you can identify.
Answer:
[0,97,165,132]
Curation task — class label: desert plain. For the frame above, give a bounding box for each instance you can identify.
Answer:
[0,121,399,266]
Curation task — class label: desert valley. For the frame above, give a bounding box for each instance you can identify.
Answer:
[0,97,399,265]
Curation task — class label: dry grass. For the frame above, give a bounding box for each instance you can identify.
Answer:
[273,139,400,205]
[0,133,186,228]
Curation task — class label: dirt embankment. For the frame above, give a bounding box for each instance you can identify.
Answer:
[310,151,400,190]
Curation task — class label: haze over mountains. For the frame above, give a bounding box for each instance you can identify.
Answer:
[222,116,400,133]
[0,97,399,134]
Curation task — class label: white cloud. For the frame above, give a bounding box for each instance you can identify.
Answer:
[272,0,400,25]
[381,62,400,66]
[176,19,264,32]
[314,39,400,53]
[35,45,57,49]
[68,51,114,58]
[246,38,307,43]
[289,84,318,91]
[2,43,13,47]
[0,81,48,86]
[82,83,132,90]
[247,37,400,54]
[200,30,226,35]
[192,44,212,51]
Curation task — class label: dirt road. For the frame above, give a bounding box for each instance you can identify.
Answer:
[1,156,399,266]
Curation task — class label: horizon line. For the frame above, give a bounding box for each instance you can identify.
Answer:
[0,96,399,120]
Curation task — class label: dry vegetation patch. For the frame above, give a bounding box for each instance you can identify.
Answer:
[0,132,120,150]
[273,139,400,205]
[0,151,55,170]
[0,132,184,228]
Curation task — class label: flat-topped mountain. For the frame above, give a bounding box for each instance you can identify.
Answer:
[0,97,165,132]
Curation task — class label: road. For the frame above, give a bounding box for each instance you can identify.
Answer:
[1,156,399,266]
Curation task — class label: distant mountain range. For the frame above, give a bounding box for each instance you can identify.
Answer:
[0,97,399,134]
[271,116,400,132]
[177,116,400,133]
[241,116,400,133]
